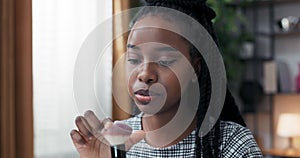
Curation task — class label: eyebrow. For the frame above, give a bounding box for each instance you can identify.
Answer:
[155,46,177,52]
[127,44,140,50]
[127,44,177,52]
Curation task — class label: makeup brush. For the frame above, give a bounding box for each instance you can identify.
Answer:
[102,121,133,158]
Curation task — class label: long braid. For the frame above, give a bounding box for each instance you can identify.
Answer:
[221,89,246,127]
[196,56,216,157]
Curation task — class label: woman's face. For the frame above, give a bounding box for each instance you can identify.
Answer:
[126,16,198,115]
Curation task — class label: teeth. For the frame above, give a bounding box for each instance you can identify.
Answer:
[141,93,149,96]
[135,90,149,96]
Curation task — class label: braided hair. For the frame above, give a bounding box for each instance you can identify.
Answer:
[130,0,246,157]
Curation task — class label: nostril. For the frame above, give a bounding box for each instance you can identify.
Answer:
[137,63,158,83]
[148,78,154,83]
[138,73,157,84]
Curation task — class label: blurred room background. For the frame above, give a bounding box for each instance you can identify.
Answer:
[1,0,300,158]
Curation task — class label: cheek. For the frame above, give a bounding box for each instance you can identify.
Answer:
[126,68,137,94]
[169,78,181,94]
[163,74,182,106]
[161,71,181,93]
[125,68,131,85]
[169,67,193,92]
[126,63,135,83]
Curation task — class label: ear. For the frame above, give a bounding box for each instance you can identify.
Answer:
[191,57,201,77]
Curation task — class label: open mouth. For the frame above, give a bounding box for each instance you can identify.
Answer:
[134,89,159,104]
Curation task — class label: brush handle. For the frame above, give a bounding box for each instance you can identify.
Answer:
[111,144,126,158]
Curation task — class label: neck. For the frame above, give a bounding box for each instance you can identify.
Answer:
[142,109,177,132]
[141,103,197,148]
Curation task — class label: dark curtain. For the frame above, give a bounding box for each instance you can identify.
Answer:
[0,0,33,157]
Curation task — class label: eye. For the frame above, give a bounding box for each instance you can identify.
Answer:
[127,58,140,65]
[158,60,176,67]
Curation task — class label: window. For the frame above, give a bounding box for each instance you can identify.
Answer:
[32,1,112,157]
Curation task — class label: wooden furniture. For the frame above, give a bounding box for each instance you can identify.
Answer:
[263,149,300,158]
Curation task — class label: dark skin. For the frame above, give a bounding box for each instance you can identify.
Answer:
[127,15,201,148]
[71,15,201,157]
[70,111,145,158]
[70,113,111,158]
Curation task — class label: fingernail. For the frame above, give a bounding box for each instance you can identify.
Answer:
[104,122,113,129]
[72,132,81,140]
[103,117,113,125]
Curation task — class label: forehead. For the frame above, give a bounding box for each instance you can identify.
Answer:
[128,16,189,53]
[132,15,181,32]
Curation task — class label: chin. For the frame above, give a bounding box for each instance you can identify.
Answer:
[136,104,159,115]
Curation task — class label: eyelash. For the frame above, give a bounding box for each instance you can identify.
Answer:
[127,58,140,65]
[158,60,176,67]
[127,58,177,67]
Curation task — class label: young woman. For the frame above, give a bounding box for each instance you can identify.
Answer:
[70,0,263,157]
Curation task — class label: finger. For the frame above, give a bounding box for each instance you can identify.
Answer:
[70,130,87,148]
[75,116,93,138]
[102,117,113,129]
[94,132,110,146]
[125,130,145,151]
[83,111,113,145]
[84,110,104,133]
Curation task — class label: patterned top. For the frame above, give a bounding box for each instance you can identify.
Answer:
[123,113,263,158]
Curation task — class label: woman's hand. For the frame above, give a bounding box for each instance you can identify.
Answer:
[70,111,111,158]
[70,111,145,158]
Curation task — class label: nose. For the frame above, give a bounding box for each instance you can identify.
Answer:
[137,63,158,84]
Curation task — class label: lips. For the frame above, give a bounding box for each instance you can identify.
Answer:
[134,89,159,104]
[134,89,151,104]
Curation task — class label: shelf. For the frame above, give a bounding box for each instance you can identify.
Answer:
[240,57,273,62]
[258,30,300,38]
[275,93,300,96]
[228,0,300,8]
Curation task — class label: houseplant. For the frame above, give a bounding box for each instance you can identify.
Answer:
[207,0,253,85]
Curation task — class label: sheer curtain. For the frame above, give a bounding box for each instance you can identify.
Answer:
[32,0,112,157]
